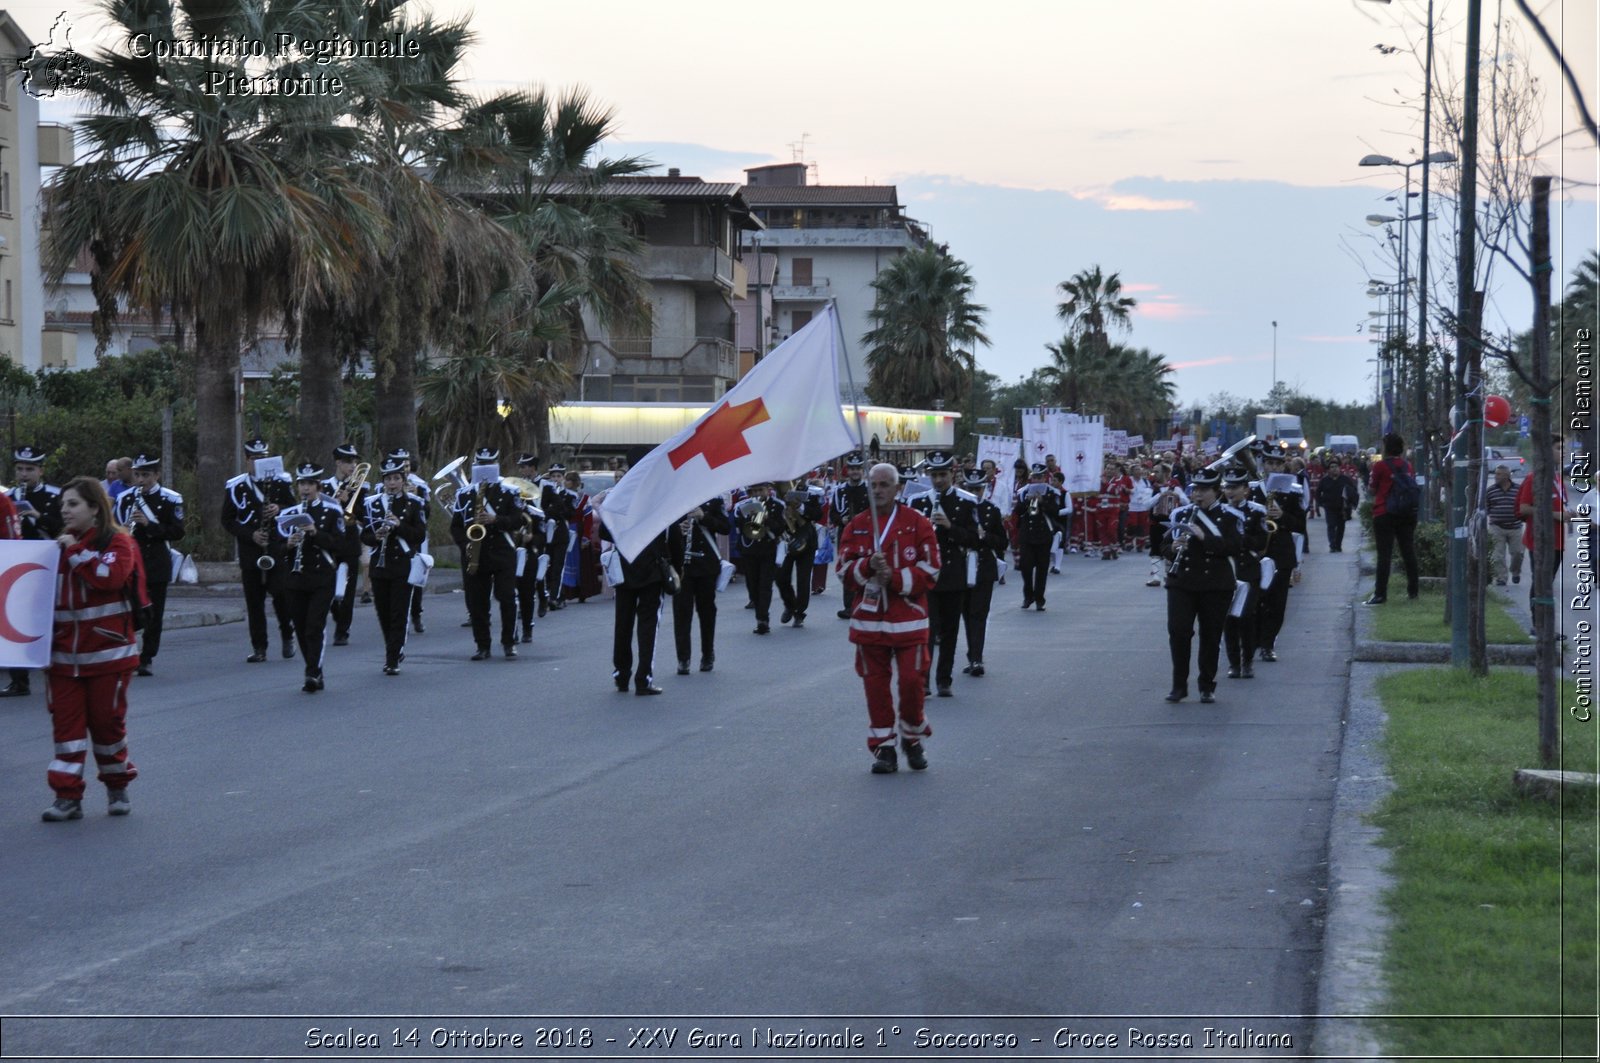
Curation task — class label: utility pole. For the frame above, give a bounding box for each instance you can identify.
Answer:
[1449,0,1482,664]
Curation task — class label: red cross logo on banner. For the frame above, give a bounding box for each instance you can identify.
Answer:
[1076,451,1086,464]
[0,561,47,643]
[668,398,772,470]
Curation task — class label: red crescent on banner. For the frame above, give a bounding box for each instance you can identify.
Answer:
[0,562,48,643]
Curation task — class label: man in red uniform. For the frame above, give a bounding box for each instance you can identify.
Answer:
[1518,434,1577,616]
[838,462,941,774]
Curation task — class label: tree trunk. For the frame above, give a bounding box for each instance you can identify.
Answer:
[1530,175,1557,767]
[374,343,420,467]
[194,320,241,560]
[295,301,342,467]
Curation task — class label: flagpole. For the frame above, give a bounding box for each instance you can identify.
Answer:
[831,299,883,550]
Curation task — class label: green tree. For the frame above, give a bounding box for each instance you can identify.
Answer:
[1054,265,1137,408]
[862,247,989,409]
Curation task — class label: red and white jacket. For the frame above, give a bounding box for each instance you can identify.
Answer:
[838,503,941,647]
[51,529,142,677]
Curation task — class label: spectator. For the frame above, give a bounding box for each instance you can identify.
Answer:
[103,458,133,500]
[1482,464,1524,586]
[1365,432,1419,605]
[1517,436,1577,616]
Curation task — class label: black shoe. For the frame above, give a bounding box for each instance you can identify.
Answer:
[471,647,491,661]
[961,663,973,675]
[615,676,630,692]
[1226,667,1240,679]
[460,620,473,627]
[1021,599,1033,610]
[1241,664,1255,679]
[282,637,295,659]
[302,676,320,693]
[1164,688,1188,702]
[522,626,534,642]
[0,680,30,697]
[412,618,425,634]
[1363,595,1387,606]
[502,643,517,659]
[871,746,898,774]
[635,683,664,696]
[1035,603,1046,611]
[136,663,154,677]
[1513,574,1521,584]
[1200,690,1216,704]
[780,609,793,624]
[744,601,755,610]
[754,623,770,635]
[1260,649,1277,662]
[792,615,805,629]
[970,662,985,677]
[903,741,928,771]
[382,665,398,676]
[360,592,372,604]
[332,634,349,647]
[936,684,953,698]
[837,608,851,619]
[245,650,267,664]
[677,661,690,676]
[699,656,714,672]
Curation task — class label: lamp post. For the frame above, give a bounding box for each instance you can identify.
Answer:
[1270,320,1278,399]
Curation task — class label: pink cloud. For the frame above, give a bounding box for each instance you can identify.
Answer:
[1070,188,1198,212]
[1136,297,1208,321]
[1169,354,1272,370]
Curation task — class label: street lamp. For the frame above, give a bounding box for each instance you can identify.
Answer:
[1271,320,1278,398]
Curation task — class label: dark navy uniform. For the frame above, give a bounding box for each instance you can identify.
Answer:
[113,471,185,674]
[223,453,297,662]
[776,489,823,627]
[734,491,784,634]
[322,457,371,645]
[275,487,357,691]
[600,524,669,694]
[1221,478,1270,678]
[1160,488,1244,702]
[830,466,870,618]
[910,468,979,694]
[1012,472,1066,610]
[1251,474,1304,661]
[450,467,528,658]
[668,498,731,672]
[962,479,1009,676]
[361,483,426,673]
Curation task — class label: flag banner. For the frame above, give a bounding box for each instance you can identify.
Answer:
[1126,434,1145,450]
[600,305,857,561]
[1020,407,1068,470]
[1107,429,1128,455]
[976,434,1021,513]
[0,539,59,669]
[1061,417,1106,493]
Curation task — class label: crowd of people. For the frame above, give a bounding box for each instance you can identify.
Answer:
[17,428,1578,815]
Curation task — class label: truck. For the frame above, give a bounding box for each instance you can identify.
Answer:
[1255,413,1307,451]
[1324,434,1361,455]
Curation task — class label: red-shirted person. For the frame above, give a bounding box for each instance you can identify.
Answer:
[0,490,17,541]
[838,462,941,774]
[1518,434,1578,617]
[1364,432,1420,605]
[41,476,145,821]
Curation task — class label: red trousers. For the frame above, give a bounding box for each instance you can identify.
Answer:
[47,671,136,799]
[1126,511,1150,550]
[854,643,932,751]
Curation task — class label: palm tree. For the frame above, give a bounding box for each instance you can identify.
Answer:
[1040,338,1175,435]
[862,247,989,409]
[1055,266,1137,409]
[45,0,383,544]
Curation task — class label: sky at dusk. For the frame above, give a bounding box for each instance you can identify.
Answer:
[12,0,1597,411]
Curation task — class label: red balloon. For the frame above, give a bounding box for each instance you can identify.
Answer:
[1484,394,1511,428]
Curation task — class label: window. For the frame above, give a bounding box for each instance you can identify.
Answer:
[790,309,812,332]
[5,280,11,322]
[791,258,813,286]
[2,171,11,215]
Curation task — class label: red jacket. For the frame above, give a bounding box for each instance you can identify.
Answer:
[51,529,141,677]
[838,503,941,646]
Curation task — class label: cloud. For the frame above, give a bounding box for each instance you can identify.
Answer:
[1298,334,1373,343]
[1071,187,1198,212]
[1121,282,1163,293]
[1136,297,1208,321]
[1169,354,1271,370]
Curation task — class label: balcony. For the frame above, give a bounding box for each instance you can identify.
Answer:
[771,275,832,301]
[593,335,738,379]
[642,246,743,294]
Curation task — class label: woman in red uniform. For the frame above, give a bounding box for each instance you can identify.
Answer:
[41,476,144,821]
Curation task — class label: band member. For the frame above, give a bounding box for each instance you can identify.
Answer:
[776,487,823,628]
[599,524,669,695]
[2,445,63,697]
[538,463,576,612]
[839,462,940,774]
[224,438,297,664]
[1146,466,1188,587]
[323,444,370,647]
[277,464,356,692]
[830,453,869,618]
[1012,463,1064,611]
[1253,446,1303,662]
[669,498,731,674]
[1160,468,1243,704]
[40,478,143,821]
[450,446,527,659]
[734,481,784,634]
[362,457,427,675]
[384,447,434,635]
[1221,466,1270,679]
[510,453,550,641]
[113,453,184,677]
[961,466,1009,678]
[910,451,979,697]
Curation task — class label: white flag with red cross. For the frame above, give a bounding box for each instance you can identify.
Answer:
[0,540,59,669]
[600,304,857,561]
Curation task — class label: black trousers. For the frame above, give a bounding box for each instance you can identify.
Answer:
[926,588,967,686]
[1326,512,1348,550]
[285,582,335,679]
[744,551,777,624]
[371,575,411,668]
[1019,542,1051,605]
[241,558,293,651]
[330,558,359,638]
[613,584,663,687]
[516,563,542,632]
[140,581,170,664]
[464,566,517,648]
[1167,586,1230,693]
[545,528,569,601]
[963,576,995,663]
[776,548,814,619]
[1258,566,1292,650]
[1224,582,1259,668]
[1372,512,1419,599]
[672,573,717,663]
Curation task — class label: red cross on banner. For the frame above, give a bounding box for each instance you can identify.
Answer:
[668,398,772,470]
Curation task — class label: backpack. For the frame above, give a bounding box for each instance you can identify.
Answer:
[1385,459,1420,518]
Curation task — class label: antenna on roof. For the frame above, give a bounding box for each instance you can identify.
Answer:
[788,133,810,163]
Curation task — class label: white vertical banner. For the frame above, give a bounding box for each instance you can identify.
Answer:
[0,540,59,669]
[976,434,1020,512]
[1060,415,1106,493]
[1020,407,1068,469]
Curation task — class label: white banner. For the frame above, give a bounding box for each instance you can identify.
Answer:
[1107,429,1128,455]
[1061,416,1106,493]
[976,434,1021,513]
[0,540,60,669]
[1126,434,1145,450]
[1020,408,1068,470]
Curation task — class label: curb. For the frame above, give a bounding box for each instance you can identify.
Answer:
[1353,639,1538,664]
[163,608,247,630]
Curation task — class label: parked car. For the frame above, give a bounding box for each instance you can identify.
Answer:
[1484,447,1527,478]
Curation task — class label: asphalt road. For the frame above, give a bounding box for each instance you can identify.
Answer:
[0,534,1358,1062]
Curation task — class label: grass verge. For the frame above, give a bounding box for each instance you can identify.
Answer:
[1373,668,1598,1058]
[1369,583,1531,644]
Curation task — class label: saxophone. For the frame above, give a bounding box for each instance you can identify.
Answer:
[465,487,489,576]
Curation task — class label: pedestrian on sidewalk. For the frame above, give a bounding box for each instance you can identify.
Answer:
[1316,461,1358,552]
[1518,435,1577,617]
[1482,464,1525,586]
[1364,432,1419,605]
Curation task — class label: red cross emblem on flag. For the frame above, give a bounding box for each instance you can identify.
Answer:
[668,398,772,471]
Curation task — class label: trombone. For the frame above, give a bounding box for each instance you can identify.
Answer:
[338,462,372,516]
